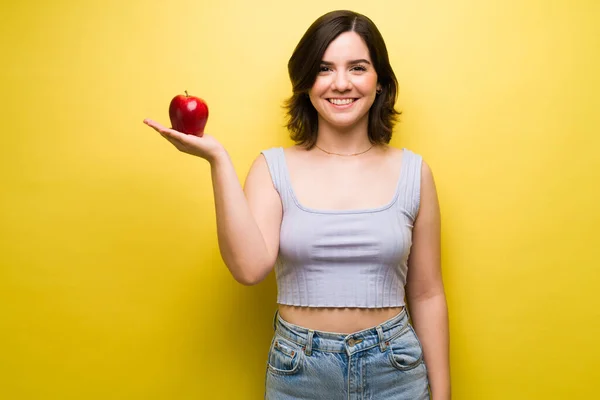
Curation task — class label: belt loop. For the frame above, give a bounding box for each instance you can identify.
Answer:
[376,325,387,352]
[272,309,279,331]
[305,329,315,356]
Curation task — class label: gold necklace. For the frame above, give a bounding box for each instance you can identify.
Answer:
[315,144,375,157]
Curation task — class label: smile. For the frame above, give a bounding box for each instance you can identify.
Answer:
[328,98,357,105]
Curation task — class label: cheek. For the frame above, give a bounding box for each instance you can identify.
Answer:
[308,93,324,112]
[308,79,330,107]
[310,76,330,95]
[357,75,378,93]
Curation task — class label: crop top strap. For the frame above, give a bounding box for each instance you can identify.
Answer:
[260,147,293,211]
[399,149,423,222]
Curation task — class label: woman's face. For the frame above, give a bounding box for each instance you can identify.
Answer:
[309,31,381,131]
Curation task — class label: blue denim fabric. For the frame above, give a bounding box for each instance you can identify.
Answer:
[265,308,430,399]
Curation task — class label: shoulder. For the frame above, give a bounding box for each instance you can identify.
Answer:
[258,145,305,158]
[246,148,283,190]
[254,145,304,169]
[398,146,422,162]
[248,146,300,190]
[398,148,437,213]
[404,150,438,216]
[248,147,283,178]
[259,146,284,158]
[399,147,433,179]
[253,146,289,166]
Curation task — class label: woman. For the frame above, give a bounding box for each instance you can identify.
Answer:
[144,10,450,400]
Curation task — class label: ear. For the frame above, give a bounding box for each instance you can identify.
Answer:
[376,83,382,94]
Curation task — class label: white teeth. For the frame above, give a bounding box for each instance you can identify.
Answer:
[329,98,354,105]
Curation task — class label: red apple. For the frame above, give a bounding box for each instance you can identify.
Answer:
[168,91,209,136]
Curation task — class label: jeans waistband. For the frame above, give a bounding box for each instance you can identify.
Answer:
[272,308,410,356]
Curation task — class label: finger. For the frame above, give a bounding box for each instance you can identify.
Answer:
[143,118,169,133]
[143,119,186,140]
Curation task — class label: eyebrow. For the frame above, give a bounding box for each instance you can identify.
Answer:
[320,59,372,65]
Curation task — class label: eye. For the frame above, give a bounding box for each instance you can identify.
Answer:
[319,65,332,72]
[351,65,368,72]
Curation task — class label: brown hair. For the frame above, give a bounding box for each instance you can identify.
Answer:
[284,10,401,149]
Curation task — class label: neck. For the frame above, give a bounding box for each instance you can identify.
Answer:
[314,115,372,154]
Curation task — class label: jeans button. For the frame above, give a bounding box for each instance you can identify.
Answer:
[347,338,356,347]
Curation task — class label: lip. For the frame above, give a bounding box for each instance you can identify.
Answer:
[326,98,358,109]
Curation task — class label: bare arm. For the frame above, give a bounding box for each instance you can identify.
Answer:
[211,152,282,285]
[405,161,451,400]
[143,119,281,285]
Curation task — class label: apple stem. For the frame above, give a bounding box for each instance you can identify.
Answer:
[185,90,188,97]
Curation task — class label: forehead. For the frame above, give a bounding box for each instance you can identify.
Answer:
[322,31,371,61]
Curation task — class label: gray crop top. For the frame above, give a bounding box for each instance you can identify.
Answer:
[261,147,422,308]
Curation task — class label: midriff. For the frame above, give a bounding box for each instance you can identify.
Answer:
[278,304,405,334]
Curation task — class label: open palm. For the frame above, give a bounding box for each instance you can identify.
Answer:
[143,118,225,162]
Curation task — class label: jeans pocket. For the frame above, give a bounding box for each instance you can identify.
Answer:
[388,324,424,371]
[267,333,303,376]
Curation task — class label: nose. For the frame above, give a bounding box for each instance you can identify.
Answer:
[331,71,352,92]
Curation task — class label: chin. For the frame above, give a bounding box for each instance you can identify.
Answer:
[324,114,369,129]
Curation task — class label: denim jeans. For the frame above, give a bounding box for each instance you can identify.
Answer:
[265,308,430,399]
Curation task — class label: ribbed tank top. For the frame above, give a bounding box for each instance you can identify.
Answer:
[260,147,422,308]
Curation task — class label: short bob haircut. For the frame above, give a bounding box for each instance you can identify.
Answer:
[285,10,401,149]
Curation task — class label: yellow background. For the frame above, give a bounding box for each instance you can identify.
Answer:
[1,0,598,398]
